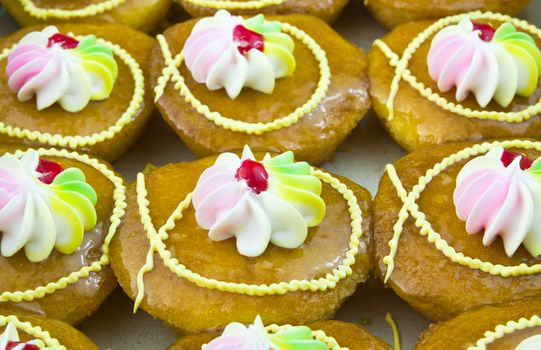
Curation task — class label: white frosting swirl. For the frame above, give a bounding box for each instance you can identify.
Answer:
[516,334,541,350]
[193,145,325,258]
[454,147,541,257]
[0,322,60,350]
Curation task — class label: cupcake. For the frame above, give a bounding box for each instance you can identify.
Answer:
[0,23,155,162]
[0,145,126,325]
[151,10,370,164]
[1,0,171,33]
[369,12,541,152]
[415,298,541,350]
[169,316,392,350]
[373,139,541,321]
[177,0,350,24]
[111,145,373,333]
[365,0,530,29]
[0,308,98,350]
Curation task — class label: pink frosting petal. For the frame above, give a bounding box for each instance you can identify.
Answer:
[195,182,244,229]
[206,336,252,350]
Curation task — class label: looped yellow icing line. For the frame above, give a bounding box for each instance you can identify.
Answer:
[0,35,144,149]
[0,148,126,303]
[0,315,66,349]
[468,315,541,350]
[266,324,348,350]
[385,313,401,350]
[16,0,125,19]
[182,0,285,10]
[382,140,541,282]
[375,11,541,123]
[153,21,331,135]
[133,168,363,310]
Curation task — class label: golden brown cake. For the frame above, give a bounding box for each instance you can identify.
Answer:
[373,140,541,322]
[0,144,126,325]
[0,23,155,162]
[415,298,541,350]
[0,308,99,349]
[2,0,171,33]
[366,0,530,29]
[151,11,369,165]
[169,319,392,350]
[177,0,350,24]
[369,12,541,152]
[110,146,373,333]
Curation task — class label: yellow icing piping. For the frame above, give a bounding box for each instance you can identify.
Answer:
[0,148,126,303]
[153,20,331,135]
[16,0,125,19]
[133,167,363,310]
[182,0,285,10]
[0,34,144,149]
[0,315,66,349]
[385,313,401,350]
[382,140,541,282]
[375,11,541,122]
[468,315,541,350]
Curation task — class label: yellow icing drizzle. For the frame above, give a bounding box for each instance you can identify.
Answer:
[0,148,126,303]
[382,140,541,283]
[385,313,401,350]
[153,20,331,135]
[0,34,144,150]
[133,168,363,311]
[16,0,125,19]
[374,11,541,122]
[182,0,285,9]
[468,315,541,350]
[0,315,66,349]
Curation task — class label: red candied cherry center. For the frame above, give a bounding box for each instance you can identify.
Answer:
[6,342,39,350]
[501,150,533,170]
[235,159,269,194]
[47,33,80,49]
[36,159,64,184]
[472,22,496,42]
[233,25,265,56]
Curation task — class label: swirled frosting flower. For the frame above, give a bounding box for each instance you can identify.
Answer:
[205,316,329,350]
[183,10,296,99]
[428,19,541,107]
[193,145,325,258]
[6,26,118,112]
[0,150,98,262]
[0,322,61,350]
[516,335,541,350]
[453,147,541,257]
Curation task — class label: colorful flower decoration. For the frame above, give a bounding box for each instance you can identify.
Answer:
[183,10,296,99]
[427,19,541,107]
[6,26,118,112]
[193,145,325,258]
[453,147,541,257]
[0,150,98,262]
[0,322,60,350]
[204,316,329,350]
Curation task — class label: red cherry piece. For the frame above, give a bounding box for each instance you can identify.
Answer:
[233,25,265,56]
[36,158,64,184]
[235,159,269,194]
[500,150,534,170]
[6,341,40,350]
[472,22,496,42]
[47,33,79,49]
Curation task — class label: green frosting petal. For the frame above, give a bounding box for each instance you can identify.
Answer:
[244,14,282,34]
[528,157,541,178]
[269,326,330,350]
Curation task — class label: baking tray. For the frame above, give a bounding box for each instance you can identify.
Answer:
[1,1,540,349]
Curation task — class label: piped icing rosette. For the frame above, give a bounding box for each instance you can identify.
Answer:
[428,19,541,107]
[516,335,541,350]
[6,26,118,112]
[193,145,325,258]
[0,150,98,262]
[0,322,60,350]
[453,147,541,257]
[205,316,329,350]
[183,10,296,99]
